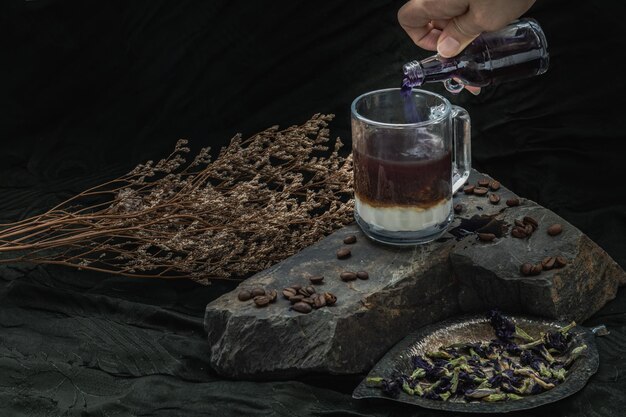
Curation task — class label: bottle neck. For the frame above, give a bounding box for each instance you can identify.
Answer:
[402,55,459,88]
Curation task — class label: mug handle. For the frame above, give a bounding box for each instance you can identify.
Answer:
[451,105,471,193]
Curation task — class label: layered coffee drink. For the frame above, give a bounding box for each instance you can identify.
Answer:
[353,133,452,232]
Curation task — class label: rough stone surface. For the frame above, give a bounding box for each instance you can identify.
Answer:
[204,170,626,379]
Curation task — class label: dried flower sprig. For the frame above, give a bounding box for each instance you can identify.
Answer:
[0,114,354,284]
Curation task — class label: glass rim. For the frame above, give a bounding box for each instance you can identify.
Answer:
[350,87,452,128]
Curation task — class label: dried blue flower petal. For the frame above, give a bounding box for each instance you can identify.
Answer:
[381,377,402,398]
[486,309,534,342]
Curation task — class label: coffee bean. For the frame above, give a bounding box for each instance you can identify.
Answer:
[506,198,520,207]
[524,224,534,235]
[547,224,563,236]
[283,288,297,299]
[298,287,312,297]
[523,216,538,229]
[477,179,490,187]
[356,271,369,280]
[343,235,357,244]
[305,285,316,295]
[489,180,501,191]
[488,194,501,205]
[267,289,277,303]
[463,185,475,194]
[520,263,533,276]
[478,233,496,242]
[454,203,464,214]
[253,295,271,307]
[530,263,543,276]
[514,219,525,228]
[292,302,312,314]
[555,256,568,268]
[542,256,556,270]
[238,290,253,301]
[289,295,305,304]
[251,287,266,297]
[290,284,302,291]
[340,271,357,281]
[301,297,314,305]
[473,187,489,196]
[323,292,337,305]
[314,295,327,308]
[511,227,527,238]
[309,275,324,285]
[336,248,351,259]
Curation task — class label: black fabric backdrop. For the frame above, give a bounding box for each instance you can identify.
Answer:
[1,1,626,416]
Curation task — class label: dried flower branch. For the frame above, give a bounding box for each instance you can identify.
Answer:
[0,114,354,284]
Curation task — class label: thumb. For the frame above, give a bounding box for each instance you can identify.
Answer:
[437,15,482,58]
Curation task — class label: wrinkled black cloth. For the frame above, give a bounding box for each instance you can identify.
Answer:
[1,0,626,416]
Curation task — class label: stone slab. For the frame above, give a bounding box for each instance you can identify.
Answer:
[204,170,626,379]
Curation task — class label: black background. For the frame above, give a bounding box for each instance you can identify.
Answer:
[1,1,626,416]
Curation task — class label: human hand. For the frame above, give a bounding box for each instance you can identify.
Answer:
[398,0,536,58]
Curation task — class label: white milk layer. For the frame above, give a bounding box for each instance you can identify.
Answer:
[355,197,451,232]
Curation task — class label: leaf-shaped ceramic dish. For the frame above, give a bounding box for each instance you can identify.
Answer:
[353,313,605,413]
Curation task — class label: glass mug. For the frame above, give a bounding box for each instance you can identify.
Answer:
[351,88,471,245]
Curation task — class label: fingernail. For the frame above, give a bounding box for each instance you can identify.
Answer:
[438,36,460,57]
[465,86,481,96]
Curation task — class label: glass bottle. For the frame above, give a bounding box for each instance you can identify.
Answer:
[402,18,549,94]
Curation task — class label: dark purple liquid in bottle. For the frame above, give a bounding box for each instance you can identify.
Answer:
[402,18,549,91]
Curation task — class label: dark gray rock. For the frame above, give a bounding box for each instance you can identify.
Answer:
[204,170,626,379]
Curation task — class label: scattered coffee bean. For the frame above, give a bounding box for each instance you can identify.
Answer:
[547,224,563,236]
[298,286,316,297]
[283,288,297,299]
[309,275,324,285]
[489,180,501,191]
[506,198,520,207]
[340,271,357,281]
[336,248,351,259]
[542,256,556,270]
[478,233,496,242]
[473,187,489,196]
[324,292,337,305]
[343,235,357,244]
[292,302,312,314]
[555,256,568,268]
[251,287,266,297]
[313,295,327,308]
[520,263,533,276]
[530,263,543,276]
[454,203,464,214]
[254,295,271,307]
[267,289,278,303]
[511,227,527,238]
[524,224,534,235]
[488,194,501,205]
[291,284,303,291]
[514,219,525,228]
[301,297,314,305]
[356,271,369,280]
[289,295,305,304]
[523,216,538,229]
[463,185,475,194]
[238,290,253,301]
[477,179,490,187]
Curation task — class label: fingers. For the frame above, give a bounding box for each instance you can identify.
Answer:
[437,15,482,57]
[397,2,437,50]
[400,0,538,57]
[398,0,468,51]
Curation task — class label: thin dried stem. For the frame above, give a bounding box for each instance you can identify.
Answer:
[0,114,354,284]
